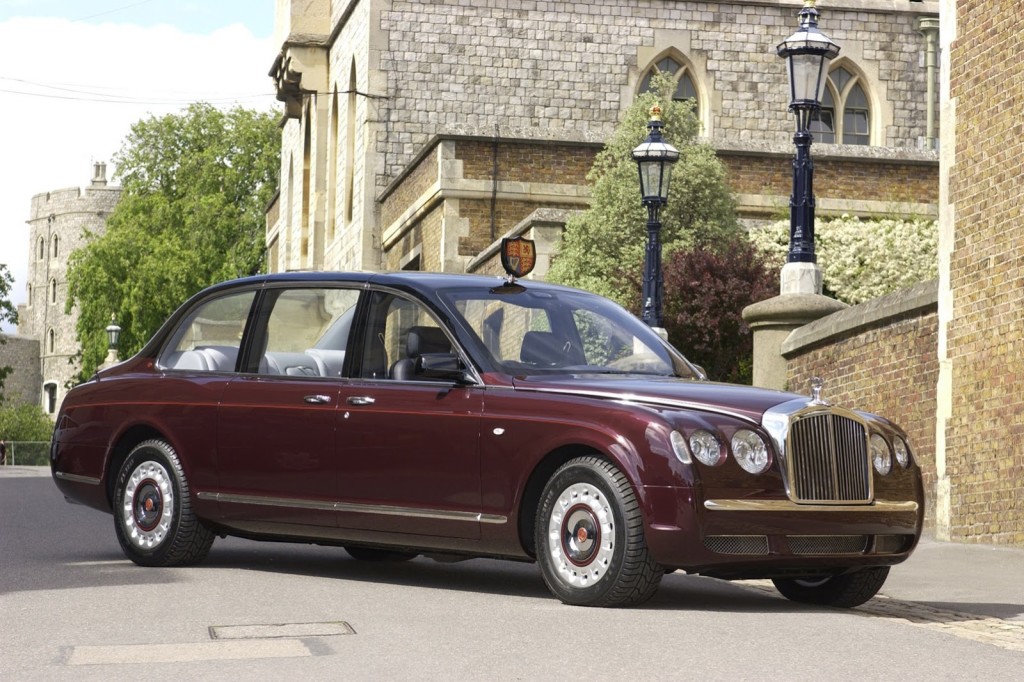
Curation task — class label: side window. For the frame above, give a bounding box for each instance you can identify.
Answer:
[357,291,448,380]
[455,298,552,366]
[159,290,256,372]
[259,288,359,377]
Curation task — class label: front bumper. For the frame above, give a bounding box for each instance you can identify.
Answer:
[642,486,924,578]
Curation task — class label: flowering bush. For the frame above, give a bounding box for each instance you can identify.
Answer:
[747,215,938,304]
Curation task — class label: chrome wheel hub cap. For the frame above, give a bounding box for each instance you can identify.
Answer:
[547,482,614,588]
[122,460,174,550]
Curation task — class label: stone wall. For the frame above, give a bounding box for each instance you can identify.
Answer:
[783,281,939,529]
[936,0,1024,545]
[0,335,41,407]
[375,0,937,192]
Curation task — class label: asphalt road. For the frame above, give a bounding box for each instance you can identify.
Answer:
[2,467,1022,680]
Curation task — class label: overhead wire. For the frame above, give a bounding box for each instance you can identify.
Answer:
[0,76,274,106]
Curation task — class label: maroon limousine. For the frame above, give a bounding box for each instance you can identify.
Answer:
[51,268,923,607]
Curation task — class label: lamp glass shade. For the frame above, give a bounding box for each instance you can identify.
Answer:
[106,323,121,349]
[638,160,674,202]
[633,140,680,203]
[788,52,833,105]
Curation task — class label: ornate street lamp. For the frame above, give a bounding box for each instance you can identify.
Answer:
[104,313,122,366]
[777,0,840,264]
[632,105,679,328]
[106,314,121,350]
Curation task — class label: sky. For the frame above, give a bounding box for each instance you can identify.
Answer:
[0,0,278,332]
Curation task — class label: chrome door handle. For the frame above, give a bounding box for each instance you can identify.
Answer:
[346,396,376,406]
[304,394,332,405]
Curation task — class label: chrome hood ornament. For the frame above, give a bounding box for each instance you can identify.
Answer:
[809,376,828,405]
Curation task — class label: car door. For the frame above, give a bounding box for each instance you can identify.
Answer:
[334,289,485,539]
[215,286,360,528]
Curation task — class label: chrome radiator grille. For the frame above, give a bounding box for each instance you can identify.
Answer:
[787,412,871,503]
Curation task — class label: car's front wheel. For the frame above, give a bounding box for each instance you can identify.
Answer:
[771,566,890,608]
[113,439,214,567]
[535,456,662,607]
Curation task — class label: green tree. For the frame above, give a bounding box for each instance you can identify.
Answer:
[67,104,280,379]
[0,403,54,442]
[0,263,19,402]
[548,72,741,305]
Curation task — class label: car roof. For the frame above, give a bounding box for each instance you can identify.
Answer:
[211,271,581,296]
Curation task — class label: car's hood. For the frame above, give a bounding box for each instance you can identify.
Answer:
[511,374,807,423]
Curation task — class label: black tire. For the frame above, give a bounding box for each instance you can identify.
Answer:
[535,456,662,607]
[344,546,418,562]
[772,566,890,608]
[112,439,214,567]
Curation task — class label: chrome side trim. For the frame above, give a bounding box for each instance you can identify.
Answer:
[704,499,919,513]
[54,471,102,486]
[197,491,507,524]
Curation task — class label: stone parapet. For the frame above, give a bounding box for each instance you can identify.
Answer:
[743,293,848,391]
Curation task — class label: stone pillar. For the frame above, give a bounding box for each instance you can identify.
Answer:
[742,292,847,391]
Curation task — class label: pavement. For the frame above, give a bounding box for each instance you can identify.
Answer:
[5,464,1024,651]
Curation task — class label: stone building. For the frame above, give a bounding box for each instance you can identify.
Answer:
[7,164,121,416]
[266,0,940,279]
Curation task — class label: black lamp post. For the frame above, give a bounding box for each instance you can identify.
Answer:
[776,0,840,264]
[632,105,679,328]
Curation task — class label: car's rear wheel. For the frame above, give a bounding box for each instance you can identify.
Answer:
[771,566,890,608]
[344,546,418,562]
[113,439,214,567]
[535,456,662,607]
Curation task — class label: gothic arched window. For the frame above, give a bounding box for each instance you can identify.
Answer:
[810,65,871,145]
[639,56,699,110]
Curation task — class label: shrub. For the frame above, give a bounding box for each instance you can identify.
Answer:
[624,235,777,384]
[748,215,938,304]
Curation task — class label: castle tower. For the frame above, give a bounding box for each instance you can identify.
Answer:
[19,163,121,416]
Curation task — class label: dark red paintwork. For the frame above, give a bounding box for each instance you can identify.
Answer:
[51,271,923,576]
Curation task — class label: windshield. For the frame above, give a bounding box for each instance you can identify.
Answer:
[438,284,698,378]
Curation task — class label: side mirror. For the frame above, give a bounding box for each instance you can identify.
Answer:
[417,353,475,385]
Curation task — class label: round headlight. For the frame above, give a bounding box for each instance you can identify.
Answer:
[893,437,910,469]
[731,429,771,475]
[689,430,725,467]
[871,434,892,475]
[669,430,691,464]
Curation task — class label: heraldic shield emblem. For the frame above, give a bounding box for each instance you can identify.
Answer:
[500,236,537,279]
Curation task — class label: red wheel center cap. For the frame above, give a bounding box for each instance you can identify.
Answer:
[577,527,589,543]
[144,499,155,512]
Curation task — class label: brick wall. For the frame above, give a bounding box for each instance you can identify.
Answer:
[456,199,579,256]
[454,141,599,185]
[942,0,1024,544]
[380,146,440,230]
[785,282,939,529]
[722,154,939,207]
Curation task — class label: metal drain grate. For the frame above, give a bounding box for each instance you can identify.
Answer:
[209,621,356,640]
